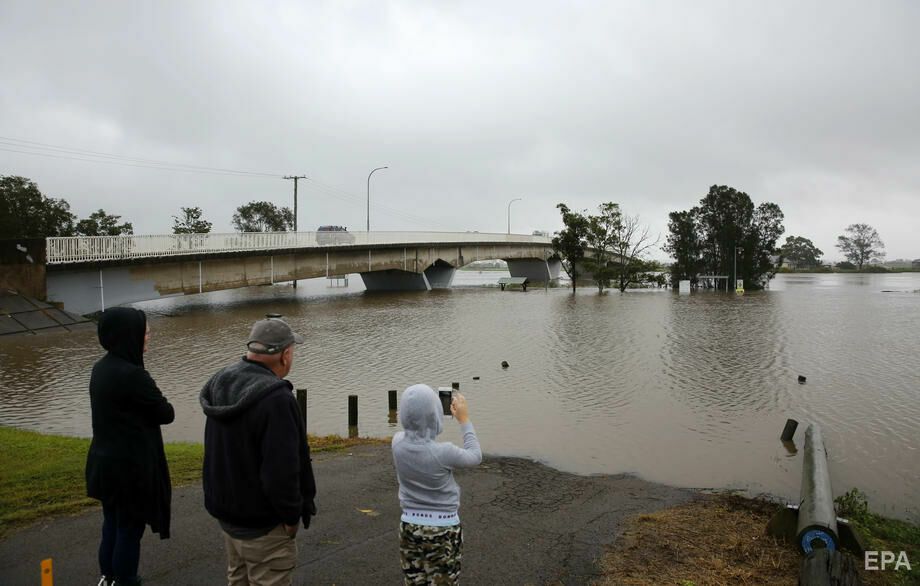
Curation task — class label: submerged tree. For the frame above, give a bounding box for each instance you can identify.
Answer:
[836,223,885,269]
[0,175,76,238]
[555,202,658,294]
[609,213,658,292]
[779,235,824,269]
[583,202,622,293]
[232,201,294,232]
[663,209,702,287]
[551,204,589,293]
[665,185,784,290]
[75,209,134,236]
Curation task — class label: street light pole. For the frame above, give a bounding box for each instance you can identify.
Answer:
[507,198,522,234]
[283,174,307,288]
[367,166,388,232]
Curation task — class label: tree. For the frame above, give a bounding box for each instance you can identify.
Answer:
[552,204,589,293]
[665,185,784,290]
[746,201,785,285]
[609,213,658,292]
[779,236,824,269]
[663,209,702,287]
[232,201,294,232]
[75,209,134,236]
[583,202,623,294]
[0,175,75,238]
[836,223,885,270]
[172,206,213,234]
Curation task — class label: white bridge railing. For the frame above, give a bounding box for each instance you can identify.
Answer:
[45,231,553,264]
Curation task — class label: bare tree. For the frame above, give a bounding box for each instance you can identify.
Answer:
[611,213,659,292]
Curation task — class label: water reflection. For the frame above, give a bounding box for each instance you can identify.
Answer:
[0,273,918,520]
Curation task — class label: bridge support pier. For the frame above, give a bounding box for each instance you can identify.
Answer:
[359,269,430,292]
[360,261,456,292]
[506,258,561,284]
[423,260,456,289]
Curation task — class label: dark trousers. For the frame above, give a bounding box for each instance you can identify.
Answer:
[99,500,146,580]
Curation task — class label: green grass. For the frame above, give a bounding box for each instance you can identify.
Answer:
[836,489,920,584]
[0,426,386,539]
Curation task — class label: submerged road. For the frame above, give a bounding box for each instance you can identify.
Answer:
[0,445,694,585]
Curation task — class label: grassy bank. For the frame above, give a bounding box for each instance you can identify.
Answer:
[597,492,919,585]
[0,426,385,539]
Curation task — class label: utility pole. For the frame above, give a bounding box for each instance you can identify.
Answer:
[283,175,307,288]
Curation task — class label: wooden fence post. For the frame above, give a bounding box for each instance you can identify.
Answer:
[296,389,307,437]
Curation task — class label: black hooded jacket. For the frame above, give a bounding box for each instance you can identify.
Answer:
[200,357,316,530]
[85,307,175,538]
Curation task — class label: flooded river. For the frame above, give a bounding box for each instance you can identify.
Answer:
[1,272,918,520]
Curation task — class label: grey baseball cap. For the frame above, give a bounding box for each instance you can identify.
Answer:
[247,314,304,354]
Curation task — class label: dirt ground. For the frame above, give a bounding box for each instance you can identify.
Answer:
[594,493,885,586]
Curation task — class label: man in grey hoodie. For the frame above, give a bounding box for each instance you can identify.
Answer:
[392,384,482,585]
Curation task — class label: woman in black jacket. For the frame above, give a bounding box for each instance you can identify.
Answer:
[85,308,174,586]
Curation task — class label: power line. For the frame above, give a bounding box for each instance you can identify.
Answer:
[0,136,453,229]
[0,136,281,177]
[0,145,281,178]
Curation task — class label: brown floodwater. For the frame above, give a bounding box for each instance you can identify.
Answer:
[1,272,918,520]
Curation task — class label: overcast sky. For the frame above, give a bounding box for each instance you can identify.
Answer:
[1,1,918,261]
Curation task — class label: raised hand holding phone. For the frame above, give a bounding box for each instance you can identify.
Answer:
[450,392,469,424]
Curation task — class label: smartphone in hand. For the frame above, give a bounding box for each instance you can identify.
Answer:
[437,388,452,416]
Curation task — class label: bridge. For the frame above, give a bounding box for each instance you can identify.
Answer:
[1,232,560,315]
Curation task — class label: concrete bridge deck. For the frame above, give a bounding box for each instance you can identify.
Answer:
[44,231,551,265]
[1,232,561,315]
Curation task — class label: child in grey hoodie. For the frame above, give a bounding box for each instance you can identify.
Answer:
[392,384,482,585]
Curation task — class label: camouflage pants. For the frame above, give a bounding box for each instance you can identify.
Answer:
[399,522,463,585]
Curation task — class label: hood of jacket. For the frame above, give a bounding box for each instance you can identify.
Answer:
[200,358,291,419]
[98,307,147,367]
[398,384,443,441]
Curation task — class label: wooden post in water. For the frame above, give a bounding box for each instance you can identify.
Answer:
[781,418,798,442]
[348,394,358,426]
[296,389,307,436]
[388,390,398,411]
[796,424,839,554]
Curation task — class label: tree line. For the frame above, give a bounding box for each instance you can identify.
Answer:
[1,174,893,279]
[0,175,296,238]
[552,184,892,293]
[551,202,659,293]
[775,225,886,271]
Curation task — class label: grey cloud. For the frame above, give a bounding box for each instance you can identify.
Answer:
[1,0,918,260]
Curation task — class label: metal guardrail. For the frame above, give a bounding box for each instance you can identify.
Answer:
[45,231,553,264]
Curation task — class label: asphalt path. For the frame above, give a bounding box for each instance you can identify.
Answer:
[0,445,694,585]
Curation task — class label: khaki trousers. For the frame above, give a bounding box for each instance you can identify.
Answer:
[223,525,298,586]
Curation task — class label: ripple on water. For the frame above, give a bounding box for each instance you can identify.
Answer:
[0,274,918,519]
